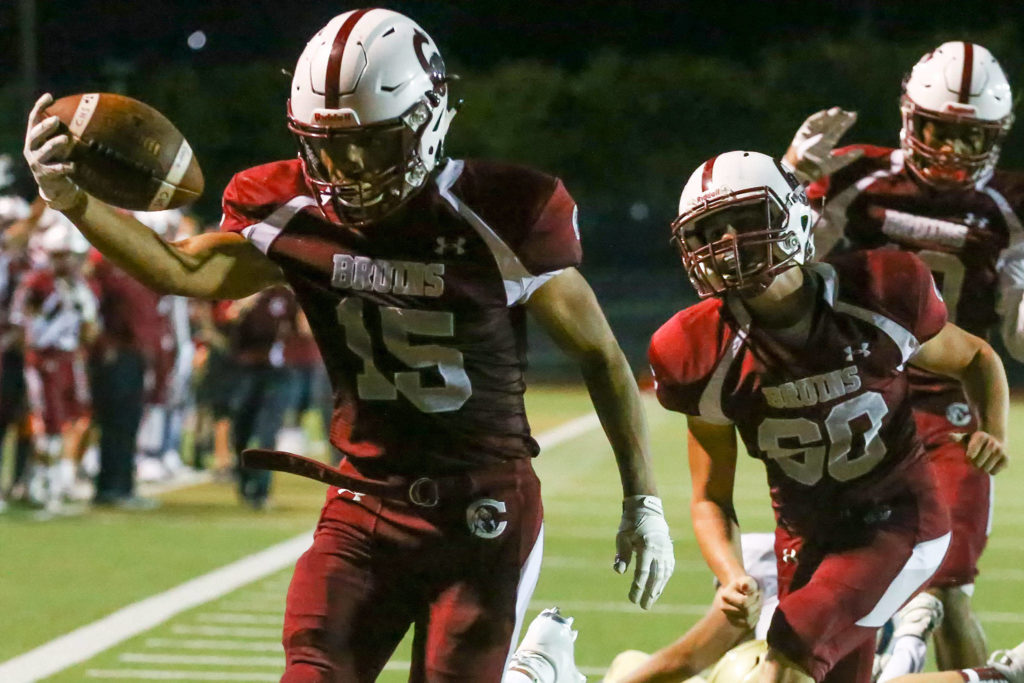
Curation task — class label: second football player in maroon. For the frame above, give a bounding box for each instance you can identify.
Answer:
[649,150,1008,683]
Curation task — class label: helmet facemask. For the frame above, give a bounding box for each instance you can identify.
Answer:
[289,98,437,226]
[900,95,1013,190]
[671,186,809,298]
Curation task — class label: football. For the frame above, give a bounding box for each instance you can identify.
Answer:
[44,93,204,211]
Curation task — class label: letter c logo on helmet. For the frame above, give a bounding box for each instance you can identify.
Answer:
[413,30,447,97]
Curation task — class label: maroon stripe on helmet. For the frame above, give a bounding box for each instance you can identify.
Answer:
[701,155,718,191]
[959,42,974,104]
[324,8,373,109]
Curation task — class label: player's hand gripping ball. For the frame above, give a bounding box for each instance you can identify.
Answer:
[25,93,203,212]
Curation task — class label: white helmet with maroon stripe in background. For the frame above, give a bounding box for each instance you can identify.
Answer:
[288,8,457,226]
[900,41,1014,190]
[36,214,90,256]
[671,151,812,298]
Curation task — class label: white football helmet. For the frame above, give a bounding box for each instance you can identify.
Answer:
[671,151,812,298]
[37,218,89,255]
[901,41,1014,189]
[0,195,31,227]
[288,8,457,225]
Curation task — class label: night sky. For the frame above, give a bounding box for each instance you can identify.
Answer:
[4,0,1023,89]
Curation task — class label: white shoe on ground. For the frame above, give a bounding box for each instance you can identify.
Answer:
[893,592,944,641]
[507,607,586,683]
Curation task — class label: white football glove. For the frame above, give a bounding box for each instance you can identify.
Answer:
[614,495,674,609]
[24,93,84,212]
[786,107,864,184]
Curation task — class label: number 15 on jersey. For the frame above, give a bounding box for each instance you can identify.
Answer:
[336,297,472,413]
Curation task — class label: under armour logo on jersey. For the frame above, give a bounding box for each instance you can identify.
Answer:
[435,236,466,256]
[844,343,871,362]
[963,212,990,230]
[781,548,797,564]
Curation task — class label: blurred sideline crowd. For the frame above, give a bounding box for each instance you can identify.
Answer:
[0,170,333,515]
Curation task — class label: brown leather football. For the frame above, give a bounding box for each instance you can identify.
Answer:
[45,93,204,211]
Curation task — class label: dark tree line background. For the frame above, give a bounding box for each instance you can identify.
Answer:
[1,3,1022,375]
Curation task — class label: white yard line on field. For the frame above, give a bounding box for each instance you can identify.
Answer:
[87,662,612,680]
[119,653,283,667]
[196,614,283,625]
[528,599,709,616]
[0,413,604,683]
[143,639,282,652]
[0,534,312,683]
[86,670,280,681]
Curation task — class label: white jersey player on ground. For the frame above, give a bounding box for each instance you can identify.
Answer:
[503,533,1024,683]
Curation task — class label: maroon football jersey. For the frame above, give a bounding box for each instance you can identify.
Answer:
[649,251,947,535]
[0,247,34,337]
[88,252,170,359]
[10,268,97,352]
[221,158,581,475]
[809,145,1024,412]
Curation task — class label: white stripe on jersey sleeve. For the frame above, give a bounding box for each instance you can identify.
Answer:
[984,186,1024,247]
[813,149,904,257]
[810,262,921,369]
[697,328,745,425]
[436,160,562,307]
[239,196,317,254]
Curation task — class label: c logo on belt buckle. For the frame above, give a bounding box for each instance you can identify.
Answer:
[408,477,440,507]
[466,498,508,539]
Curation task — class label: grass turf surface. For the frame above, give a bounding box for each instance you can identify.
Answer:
[3,385,1023,681]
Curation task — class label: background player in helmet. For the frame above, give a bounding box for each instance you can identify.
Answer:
[23,8,674,681]
[648,150,1008,682]
[785,41,1021,671]
[10,219,96,513]
[0,194,39,510]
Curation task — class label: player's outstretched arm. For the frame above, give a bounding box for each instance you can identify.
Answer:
[608,596,751,683]
[24,93,283,300]
[527,267,674,609]
[687,417,761,629]
[910,323,1010,474]
[75,200,281,300]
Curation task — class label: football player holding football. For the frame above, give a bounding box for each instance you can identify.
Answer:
[648,150,1008,682]
[23,8,674,681]
[786,41,1021,671]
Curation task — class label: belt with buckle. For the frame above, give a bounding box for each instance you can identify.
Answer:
[241,448,465,508]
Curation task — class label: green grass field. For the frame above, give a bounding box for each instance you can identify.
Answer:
[2,386,1023,681]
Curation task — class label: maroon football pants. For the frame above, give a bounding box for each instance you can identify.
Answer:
[24,349,89,434]
[769,468,950,682]
[281,459,543,682]
[914,409,992,589]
